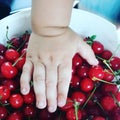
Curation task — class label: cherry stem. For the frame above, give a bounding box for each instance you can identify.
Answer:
[12,51,26,66]
[110,92,120,107]
[74,101,80,120]
[6,26,10,41]
[92,77,116,85]
[81,86,97,110]
[17,31,29,52]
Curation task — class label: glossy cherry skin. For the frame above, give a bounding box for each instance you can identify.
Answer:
[5,48,20,62]
[100,96,116,111]
[0,85,10,100]
[101,49,112,60]
[80,78,94,92]
[1,62,18,79]
[9,94,24,109]
[109,56,120,70]
[0,106,8,119]
[0,44,6,55]
[71,91,86,105]
[72,53,83,67]
[7,111,23,120]
[66,108,82,120]
[92,41,104,54]
[93,116,105,120]
[88,65,104,80]
[60,97,73,111]
[70,75,80,88]
[23,89,35,104]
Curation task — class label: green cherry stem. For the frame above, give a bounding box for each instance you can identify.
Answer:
[74,101,80,120]
[12,51,26,67]
[92,77,116,85]
[81,86,97,110]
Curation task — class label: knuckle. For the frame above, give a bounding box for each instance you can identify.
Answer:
[34,75,45,83]
[46,80,56,88]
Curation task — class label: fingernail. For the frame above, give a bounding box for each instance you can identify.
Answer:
[58,100,65,107]
[48,106,55,113]
[37,101,46,109]
[21,88,28,94]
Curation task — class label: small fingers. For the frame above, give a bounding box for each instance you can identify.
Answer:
[78,40,98,65]
[58,61,72,107]
[46,65,58,113]
[33,62,46,109]
[20,59,33,95]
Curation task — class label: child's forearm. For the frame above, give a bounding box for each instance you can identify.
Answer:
[31,0,74,36]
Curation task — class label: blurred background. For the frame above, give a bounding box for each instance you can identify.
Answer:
[0,0,120,27]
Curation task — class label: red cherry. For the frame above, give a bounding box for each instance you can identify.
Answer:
[101,96,116,111]
[5,48,20,62]
[0,44,6,55]
[7,111,23,120]
[101,49,112,60]
[103,69,114,82]
[23,105,36,118]
[0,106,8,119]
[15,57,25,70]
[80,78,94,92]
[92,41,104,54]
[0,55,6,67]
[115,91,120,102]
[72,53,83,67]
[71,91,86,105]
[60,97,73,111]
[1,79,17,91]
[0,85,10,100]
[93,116,105,120]
[66,108,82,120]
[88,65,104,80]
[1,62,18,79]
[9,93,23,108]
[77,65,89,78]
[102,84,118,94]
[109,56,120,70]
[70,75,80,88]
[23,90,35,104]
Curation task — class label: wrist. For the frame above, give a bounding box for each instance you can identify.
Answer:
[32,24,68,37]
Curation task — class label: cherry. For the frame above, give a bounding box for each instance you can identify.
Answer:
[93,116,105,120]
[66,108,82,120]
[88,65,104,80]
[5,48,20,62]
[7,111,23,120]
[0,55,6,67]
[0,44,6,55]
[72,53,83,67]
[102,84,118,95]
[103,69,114,82]
[109,56,120,71]
[0,106,8,119]
[100,96,116,111]
[101,49,112,60]
[70,75,80,88]
[92,41,104,54]
[8,37,21,49]
[23,105,36,118]
[9,93,23,109]
[0,85,10,100]
[23,89,35,104]
[60,97,73,111]
[71,91,86,105]
[1,62,18,79]
[2,79,17,91]
[77,65,89,78]
[80,78,94,92]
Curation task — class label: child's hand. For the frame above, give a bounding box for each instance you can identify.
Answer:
[20,27,98,113]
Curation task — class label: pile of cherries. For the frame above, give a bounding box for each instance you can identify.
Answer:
[0,30,120,120]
